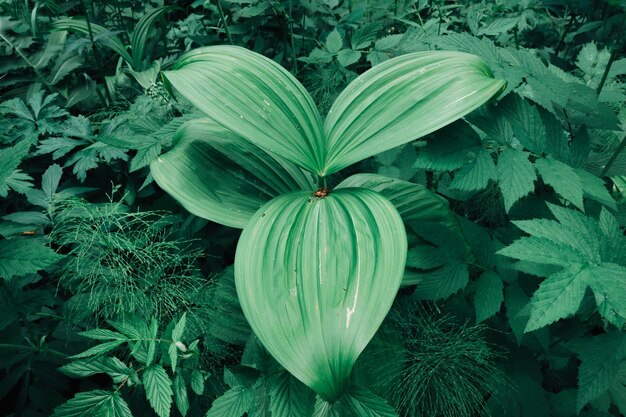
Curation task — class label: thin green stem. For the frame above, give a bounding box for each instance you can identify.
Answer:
[555,13,575,56]
[215,0,233,44]
[0,32,59,93]
[601,135,626,178]
[288,0,298,74]
[596,13,626,96]
[0,343,67,358]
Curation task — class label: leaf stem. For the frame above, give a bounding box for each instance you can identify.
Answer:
[596,12,626,96]
[601,134,626,178]
[0,32,58,94]
[0,343,67,358]
[215,0,233,44]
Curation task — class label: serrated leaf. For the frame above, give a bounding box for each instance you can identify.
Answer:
[0,139,31,197]
[151,118,312,229]
[145,318,158,367]
[42,164,62,199]
[235,189,406,400]
[588,263,626,327]
[411,261,469,300]
[337,49,361,67]
[474,270,503,323]
[70,340,125,359]
[505,284,530,345]
[497,236,584,267]
[80,328,129,341]
[535,158,584,210]
[174,374,189,417]
[499,94,545,153]
[414,120,481,171]
[172,312,186,342]
[525,265,589,332]
[497,148,536,212]
[209,267,251,345]
[144,364,173,417]
[449,148,497,191]
[351,22,382,49]
[206,387,254,417]
[191,369,205,395]
[52,390,132,417]
[577,332,626,412]
[0,238,63,280]
[326,30,343,53]
[269,371,314,417]
[576,169,616,211]
[339,386,398,417]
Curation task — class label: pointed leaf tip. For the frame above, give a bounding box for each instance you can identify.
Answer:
[235,189,407,400]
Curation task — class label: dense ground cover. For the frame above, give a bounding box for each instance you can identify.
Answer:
[1,1,626,416]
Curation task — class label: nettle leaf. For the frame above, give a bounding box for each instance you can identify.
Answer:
[206,386,255,417]
[52,390,132,417]
[313,386,398,417]
[576,332,626,412]
[499,205,626,330]
[497,148,536,212]
[524,265,590,332]
[449,148,497,192]
[0,238,63,280]
[162,46,325,174]
[151,118,313,229]
[269,371,315,417]
[474,270,504,323]
[324,51,505,175]
[499,93,545,154]
[143,364,173,417]
[0,139,31,197]
[235,189,406,400]
[414,120,482,172]
[535,158,584,211]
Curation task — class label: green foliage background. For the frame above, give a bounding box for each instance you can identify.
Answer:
[1,0,626,416]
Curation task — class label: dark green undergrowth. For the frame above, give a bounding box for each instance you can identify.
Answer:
[1,0,626,416]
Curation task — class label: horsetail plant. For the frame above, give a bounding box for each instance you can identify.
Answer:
[150,45,505,407]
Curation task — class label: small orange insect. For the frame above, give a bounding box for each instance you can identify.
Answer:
[313,188,330,198]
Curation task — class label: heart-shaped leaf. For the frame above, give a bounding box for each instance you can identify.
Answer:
[150,118,314,228]
[322,51,506,175]
[235,189,407,400]
[162,46,325,174]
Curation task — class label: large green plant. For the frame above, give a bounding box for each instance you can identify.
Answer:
[150,45,504,403]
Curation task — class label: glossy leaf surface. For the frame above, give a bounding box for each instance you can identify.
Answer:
[235,189,407,400]
[150,118,313,228]
[162,46,325,173]
[322,51,506,174]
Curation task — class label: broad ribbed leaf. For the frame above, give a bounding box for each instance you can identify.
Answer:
[51,19,132,65]
[150,118,313,228]
[130,6,175,70]
[322,51,506,174]
[336,174,456,229]
[163,46,325,173]
[235,189,406,400]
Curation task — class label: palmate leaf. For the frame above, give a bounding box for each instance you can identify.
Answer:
[150,118,313,228]
[235,189,406,401]
[162,46,325,174]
